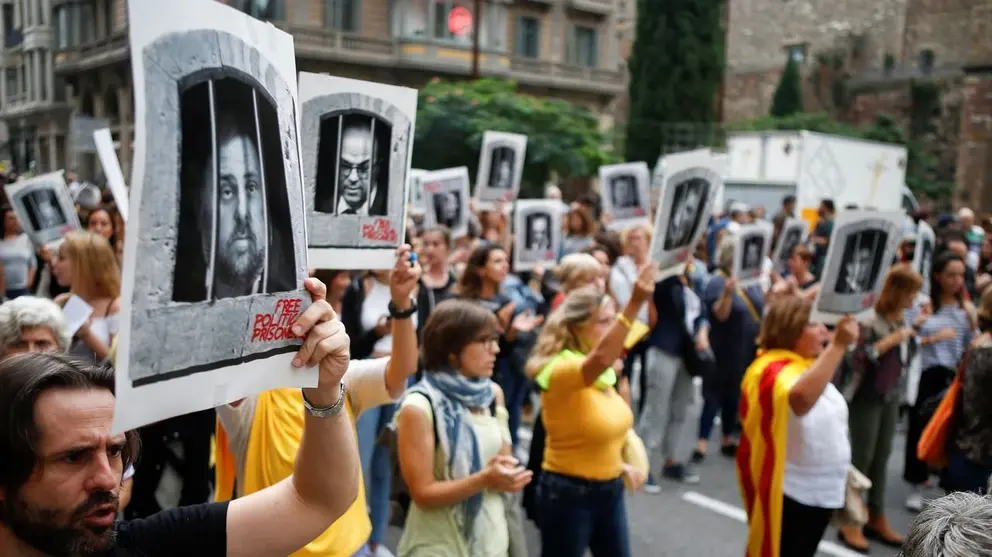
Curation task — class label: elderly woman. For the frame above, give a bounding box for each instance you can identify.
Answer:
[0,295,71,356]
[903,491,992,557]
[737,296,858,557]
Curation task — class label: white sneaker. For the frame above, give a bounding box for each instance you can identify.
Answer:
[906,490,924,512]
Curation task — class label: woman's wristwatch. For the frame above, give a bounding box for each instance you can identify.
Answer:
[302,382,347,418]
[388,299,418,320]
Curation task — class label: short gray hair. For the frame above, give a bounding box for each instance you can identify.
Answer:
[716,234,737,272]
[0,296,71,354]
[902,489,992,557]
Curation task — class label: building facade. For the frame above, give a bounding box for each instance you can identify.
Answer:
[724,0,992,210]
[0,0,625,180]
[0,0,67,174]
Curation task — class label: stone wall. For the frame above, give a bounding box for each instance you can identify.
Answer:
[955,73,992,209]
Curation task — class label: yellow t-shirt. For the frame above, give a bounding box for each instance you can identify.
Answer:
[539,356,633,481]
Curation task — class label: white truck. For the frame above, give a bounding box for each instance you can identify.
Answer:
[723,131,919,227]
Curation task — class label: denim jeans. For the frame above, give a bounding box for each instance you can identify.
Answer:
[356,403,395,545]
[536,471,631,557]
[944,451,992,495]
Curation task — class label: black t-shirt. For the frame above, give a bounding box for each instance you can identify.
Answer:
[102,502,228,556]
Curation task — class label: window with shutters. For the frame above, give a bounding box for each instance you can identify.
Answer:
[515,16,539,58]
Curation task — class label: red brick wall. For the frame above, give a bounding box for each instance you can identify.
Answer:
[955,73,992,209]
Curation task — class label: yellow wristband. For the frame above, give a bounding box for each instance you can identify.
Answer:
[616,313,633,329]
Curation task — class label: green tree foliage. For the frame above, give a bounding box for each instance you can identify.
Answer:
[770,56,804,117]
[413,78,617,197]
[734,112,953,202]
[624,0,724,164]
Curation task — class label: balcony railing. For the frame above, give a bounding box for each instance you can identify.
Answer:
[52,25,624,95]
[848,62,967,87]
[567,0,613,15]
[54,31,129,72]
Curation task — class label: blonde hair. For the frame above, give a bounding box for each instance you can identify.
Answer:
[554,253,602,293]
[716,233,737,272]
[620,222,652,249]
[61,231,121,299]
[525,286,606,377]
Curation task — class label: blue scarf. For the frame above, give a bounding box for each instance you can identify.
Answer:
[403,369,495,547]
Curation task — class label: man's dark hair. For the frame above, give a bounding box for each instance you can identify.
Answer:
[821,199,835,213]
[783,195,796,205]
[0,353,140,493]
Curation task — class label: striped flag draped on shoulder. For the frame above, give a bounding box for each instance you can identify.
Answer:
[735,349,808,557]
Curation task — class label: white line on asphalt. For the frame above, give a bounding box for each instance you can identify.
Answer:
[681,491,870,557]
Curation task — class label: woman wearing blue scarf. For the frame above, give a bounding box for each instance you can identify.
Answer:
[394,300,533,557]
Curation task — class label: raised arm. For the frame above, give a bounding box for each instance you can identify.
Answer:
[580,264,654,385]
[226,278,360,557]
[789,315,858,416]
[385,245,422,397]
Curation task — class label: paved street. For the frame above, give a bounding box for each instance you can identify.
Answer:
[382,385,944,557]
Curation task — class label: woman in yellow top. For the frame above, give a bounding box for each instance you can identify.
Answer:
[736,296,858,557]
[524,263,654,557]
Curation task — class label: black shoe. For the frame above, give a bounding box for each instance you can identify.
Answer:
[691,450,706,464]
[720,443,738,457]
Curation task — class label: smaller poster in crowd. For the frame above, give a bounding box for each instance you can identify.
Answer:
[914,220,935,295]
[772,218,809,274]
[4,171,80,248]
[408,168,428,216]
[513,199,561,271]
[423,166,470,238]
[300,72,416,270]
[733,223,772,288]
[600,162,651,229]
[811,209,903,325]
[92,128,130,221]
[115,0,312,433]
[649,150,722,279]
[475,131,527,208]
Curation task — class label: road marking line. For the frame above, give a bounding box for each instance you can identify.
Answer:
[681,491,871,557]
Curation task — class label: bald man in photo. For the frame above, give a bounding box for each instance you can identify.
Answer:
[335,119,386,216]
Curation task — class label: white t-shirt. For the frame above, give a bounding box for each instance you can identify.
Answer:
[216,357,392,495]
[782,383,851,509]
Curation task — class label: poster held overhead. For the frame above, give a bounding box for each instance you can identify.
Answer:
[92,128,130,221]
[475,131,526,208]
[408,168,428,216]
[4,171,81,249]
[599,162,650,230]
[115,0,311,433]
[422,166,470,239]
[513,199,561,272]
[772,218,809,275]
[300,72,416,270]
[648,152,722,279]
[810,210,903,325]
[733,223,772,288]
[913,220,935,295]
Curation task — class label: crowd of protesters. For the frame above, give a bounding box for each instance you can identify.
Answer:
[0,166,990,557]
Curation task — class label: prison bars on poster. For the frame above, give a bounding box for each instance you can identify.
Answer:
[205,80,218,301]
[252,88,268,295]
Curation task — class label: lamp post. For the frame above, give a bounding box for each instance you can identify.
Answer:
[471,0,482,79]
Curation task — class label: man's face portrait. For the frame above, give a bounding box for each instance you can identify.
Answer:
[846,247,874,292]
[441,192,459,222]
[202,122,265,288]
[745,241,760,268]
[497,159,512,189]
[338,124,373,213]
[614,177,631,207]
[38,199,58,227]
[669,187,701,245]
[530,217,549,249]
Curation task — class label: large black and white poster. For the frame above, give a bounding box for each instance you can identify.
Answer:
[114,0,311,432]
[772,218,809,275]
[914,220,935,295]
[649,152,721,279]
[4,171,81,248]
[423,166,470,238]
[475,131,526,208]
[811,210,903,325]
[733,223,772,288]
[599,162,650,229]
[513,199,561,271]
[408,168,427,216]
[301,73,416,270]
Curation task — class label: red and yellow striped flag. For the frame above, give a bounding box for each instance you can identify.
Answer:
[735,349,808,557]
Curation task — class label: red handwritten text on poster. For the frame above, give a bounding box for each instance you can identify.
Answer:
[425,182,442,194]
[362,218,398,242]
[251,298,302,343]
